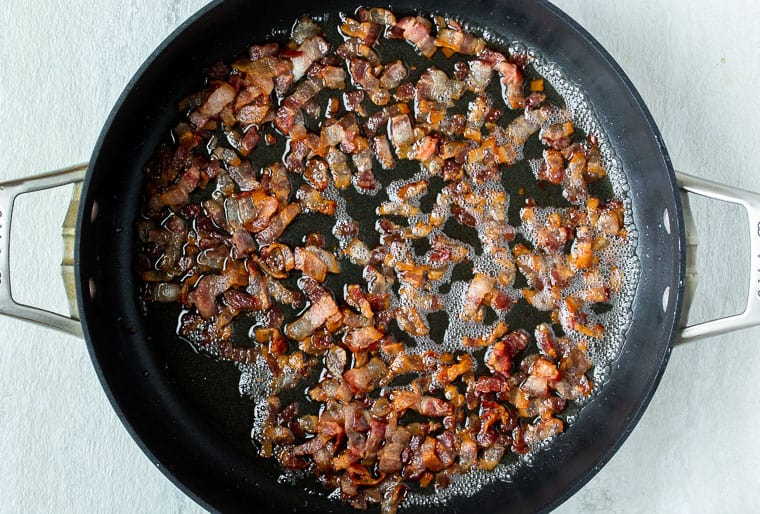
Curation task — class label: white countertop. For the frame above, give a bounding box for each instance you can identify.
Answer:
[1,0,758,512]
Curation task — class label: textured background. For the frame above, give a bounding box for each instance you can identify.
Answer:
[1,0,758,512]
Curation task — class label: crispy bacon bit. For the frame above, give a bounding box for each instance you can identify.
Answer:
[461,273,495,322]
[290,37,329,82]
[435,28,486,55]
[199,82,236,119]
[284,285,339,341]
[396,16,437,57]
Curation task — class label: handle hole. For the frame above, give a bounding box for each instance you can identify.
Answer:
[682,193,749,327]
[9,186,75,316]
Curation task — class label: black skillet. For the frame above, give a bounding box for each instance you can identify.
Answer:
[1,0,759,512]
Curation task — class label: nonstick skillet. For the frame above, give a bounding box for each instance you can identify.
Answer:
[2,0,759,512]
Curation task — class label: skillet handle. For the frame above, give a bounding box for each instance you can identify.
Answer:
[0,164,87,337]
[676,171,760,342]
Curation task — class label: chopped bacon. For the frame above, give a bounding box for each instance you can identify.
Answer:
[343,357,388,393]
[140,11,624,513]
[435,28,485,55]
[461,273,495,322]
[256,203,301,245]
[379,60,408,90]
[289,37,329,81]
[388,114,414,157]
[371,134,396,170]
[341,17,382,46]
[542,121,574,150]
[199,82,236,119]
[284,287,339,341]
[294,246,329,282]
[396,16,437,57]
[416,69,465,107]
[496,60,525,109]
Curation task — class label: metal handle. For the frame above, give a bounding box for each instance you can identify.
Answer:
[0,164,87,337]
[676,171,760,342]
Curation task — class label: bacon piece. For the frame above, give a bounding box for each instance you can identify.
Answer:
[537,148,565,184]
[542,121,574,150]
[282,77,323,111]
[344,326,384,353]
[357,7,396,26]
[396,16,437,57]
[294,246,329,282]
[228,160,259,191]
[379,60,408,89]
[388,114,413,158]
[348,58,390,106]
[248,42,279,61]
[495,60,525,109]
[343,357,388,393]
[435,28,485,55]
[256,203,301,245]
[284,283,340,340]
[395,306,430,337]
[416,69,465,107]
[199,82,236,119]
[371,135,396,170]
[465,60,493,93]
[289,37,329,81]
[340,17,381,46]
[464,94,491,141]
[460,273,495,322]
[188,266,248,320]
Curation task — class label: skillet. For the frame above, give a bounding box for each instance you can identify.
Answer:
[1,0,760,508]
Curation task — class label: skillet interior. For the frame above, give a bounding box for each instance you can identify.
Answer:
[75,0,684,512]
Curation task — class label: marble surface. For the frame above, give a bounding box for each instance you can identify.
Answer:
[1,0,758,512]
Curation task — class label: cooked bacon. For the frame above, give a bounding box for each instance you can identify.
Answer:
[357,7,396,26]
[416,69,465,107]
[379,60,408,89]
[283,77,323,111]
[496,60,525,109]
[228,160,259,191]
[296,184,337,215]
[370,135,396,170]
[310,63,347,90]
[341,17,382,46]
[542,121,574,150]
[348,58,390,106]
[294,246,329,282]
[343,90,366,115]
[538,148,565,184]
[465,60,493,93]
[199,82,236,119]
[289,37,329,81]
[284,286,339,341]
[388,114,413,157]
[460,273,495,322]
[344,326,384,353]
[248,42,279,61]
[291,16,322,44]
[256,203,301,245]
[395,305,429,336]
[324,147,351,189]
[396,16,437,57]
[337,38,383,70]
[465,94,491,141]
[435,28,486,55]
[140,12,622,513]
[188,267,246,319]
[343,357,388,393]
